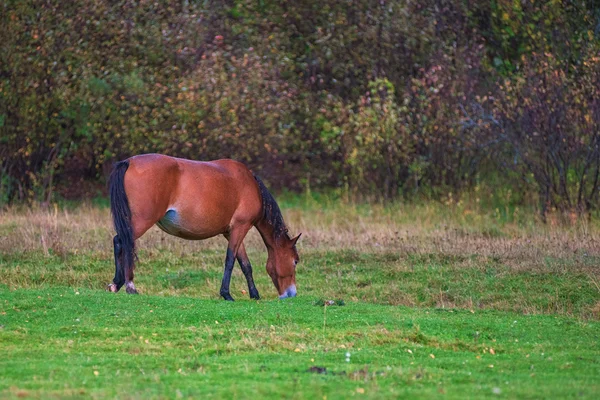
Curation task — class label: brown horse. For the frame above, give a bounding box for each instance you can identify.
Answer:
[107,154,300,300]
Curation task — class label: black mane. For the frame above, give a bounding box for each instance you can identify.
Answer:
[254,175,289,240]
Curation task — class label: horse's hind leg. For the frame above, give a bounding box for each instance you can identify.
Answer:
[123,216,155,295]
[108,235,124,292]
[125,267,138,294]
[108,234,138,294]
[236,243,260,300]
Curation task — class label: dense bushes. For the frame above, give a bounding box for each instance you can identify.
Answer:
[1,0,599,218]
[493,50,600,219]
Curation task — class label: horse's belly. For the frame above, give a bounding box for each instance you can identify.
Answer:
[156,209,223,240]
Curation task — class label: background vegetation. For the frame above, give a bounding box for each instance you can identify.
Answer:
[2,0,600,219]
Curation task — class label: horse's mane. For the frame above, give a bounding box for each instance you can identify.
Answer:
[254,175,289,240]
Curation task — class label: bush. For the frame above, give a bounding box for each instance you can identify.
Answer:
[492,50,600,219]
[1,0,598,218]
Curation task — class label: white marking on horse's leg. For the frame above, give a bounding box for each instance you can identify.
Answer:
[107,283,118,293]
[125,281,138,294]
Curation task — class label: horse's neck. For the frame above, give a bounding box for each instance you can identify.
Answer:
[255,218,278,250]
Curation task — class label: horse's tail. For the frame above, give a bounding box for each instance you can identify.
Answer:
[109,160,135,290]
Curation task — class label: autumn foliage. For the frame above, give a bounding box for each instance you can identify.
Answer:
[1,0,599,218]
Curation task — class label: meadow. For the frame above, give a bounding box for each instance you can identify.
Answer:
[1,195,599,399]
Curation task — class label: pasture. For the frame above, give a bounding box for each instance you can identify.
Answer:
[1,197,599,399]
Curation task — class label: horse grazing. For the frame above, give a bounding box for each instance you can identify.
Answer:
[107,154,301,300]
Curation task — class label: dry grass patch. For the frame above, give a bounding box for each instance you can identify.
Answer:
[1,203,599,272]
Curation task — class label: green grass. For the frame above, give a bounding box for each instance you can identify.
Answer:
[2,250,598,317]
[1,249,600,399]
[1,200,599,398]
[1,287,599,399]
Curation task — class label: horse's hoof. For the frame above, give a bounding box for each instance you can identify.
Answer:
[250,290,260,300]
[107,283,118,293]
[221,293,235,301]
[125,282,138,294]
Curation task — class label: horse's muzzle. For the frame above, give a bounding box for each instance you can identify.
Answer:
[279,284,297,299]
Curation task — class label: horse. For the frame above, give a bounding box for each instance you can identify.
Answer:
[107,153,301,300]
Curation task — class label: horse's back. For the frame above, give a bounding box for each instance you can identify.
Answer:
[124,154,261,239]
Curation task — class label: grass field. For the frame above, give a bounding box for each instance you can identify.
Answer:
[1,197,599,398]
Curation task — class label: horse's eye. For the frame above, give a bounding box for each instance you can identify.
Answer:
[293,259,298,267]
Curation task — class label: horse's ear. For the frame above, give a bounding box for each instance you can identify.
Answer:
[291,233,302,246]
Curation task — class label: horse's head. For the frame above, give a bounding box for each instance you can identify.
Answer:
[267,233,301,299]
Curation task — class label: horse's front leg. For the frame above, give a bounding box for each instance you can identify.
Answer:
[236,243,260,300]
[220,225,251,301]
[220,248,236,301]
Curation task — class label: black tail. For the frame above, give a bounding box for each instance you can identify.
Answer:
[109,160,135,290]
